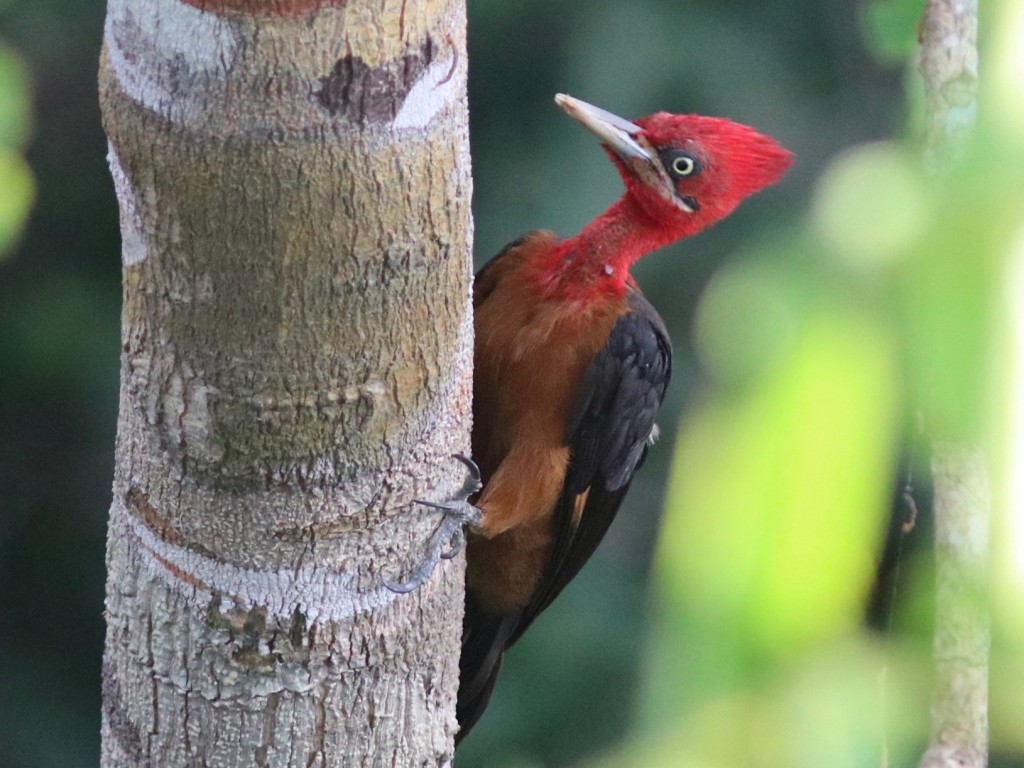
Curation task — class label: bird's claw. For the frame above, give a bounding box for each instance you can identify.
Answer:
[383,455,483,594]
[451,453,483,498]
[440,532,463,560]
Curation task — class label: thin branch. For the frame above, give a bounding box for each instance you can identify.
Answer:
[916,2,989,767]
[919,0,979,170]
[918,445,990,768]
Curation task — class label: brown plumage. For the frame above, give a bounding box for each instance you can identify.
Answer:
[469,231,635,611]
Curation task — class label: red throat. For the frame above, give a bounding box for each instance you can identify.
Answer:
[537,197,698,300]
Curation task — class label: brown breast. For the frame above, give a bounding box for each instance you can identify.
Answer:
[467,232,630,612]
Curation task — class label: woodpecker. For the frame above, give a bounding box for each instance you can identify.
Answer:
[387,94,793,741]
[451,94,792,741]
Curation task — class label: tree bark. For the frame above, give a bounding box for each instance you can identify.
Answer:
[919,0,979,172]
[918,446,990,768]
[99,1,473,765]
[916,2,989,767]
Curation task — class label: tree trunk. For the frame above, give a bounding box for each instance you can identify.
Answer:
[99,1,473,765]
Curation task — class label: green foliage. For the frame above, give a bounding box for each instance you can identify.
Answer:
[861,0,923,64]
[0,42,32,257]
[666,303,898,656]
[0,146,32,253]
[0,44,29,146]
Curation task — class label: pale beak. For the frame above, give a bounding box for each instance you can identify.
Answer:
[554,94,655,164]
[555,93,694,214]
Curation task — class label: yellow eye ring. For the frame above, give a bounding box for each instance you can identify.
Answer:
[671,155,695,177]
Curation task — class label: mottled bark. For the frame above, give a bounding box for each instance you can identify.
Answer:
[919,447,990,768]
[919,0,979,172]
[99,0,473,765]
[917,2,988,767]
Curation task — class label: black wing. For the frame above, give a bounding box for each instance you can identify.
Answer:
[513,290,672,641]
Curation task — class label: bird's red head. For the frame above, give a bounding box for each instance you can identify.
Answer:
[622,111,793,230]
[548,95,792,295]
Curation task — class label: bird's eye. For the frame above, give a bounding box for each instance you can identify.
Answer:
[671,155,695,177]
[659,148,702,180]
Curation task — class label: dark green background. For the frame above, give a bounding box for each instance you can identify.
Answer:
[0,1,905,765]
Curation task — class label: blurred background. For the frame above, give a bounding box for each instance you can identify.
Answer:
[2,0,1022,766]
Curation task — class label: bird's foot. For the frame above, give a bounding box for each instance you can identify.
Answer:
[384,455,483,594]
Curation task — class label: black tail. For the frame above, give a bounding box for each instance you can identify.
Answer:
[455,594,521,745]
